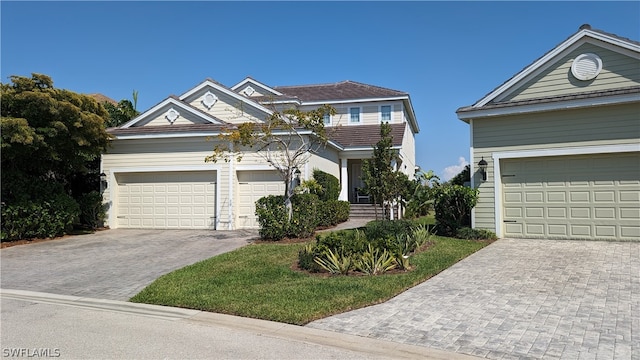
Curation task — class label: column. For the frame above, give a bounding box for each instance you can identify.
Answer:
[338,158,348,201]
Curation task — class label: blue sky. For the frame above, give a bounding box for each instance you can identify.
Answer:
[2,1,638,180]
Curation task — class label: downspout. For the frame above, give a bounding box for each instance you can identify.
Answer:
[228,142,234,230]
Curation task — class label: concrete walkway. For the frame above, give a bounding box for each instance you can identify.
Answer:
[1,289,477,360]
[308,238,639,359]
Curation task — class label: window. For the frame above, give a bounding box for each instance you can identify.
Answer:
[323,113,331,126]
[380,105,391,122]
[349,107,361,123]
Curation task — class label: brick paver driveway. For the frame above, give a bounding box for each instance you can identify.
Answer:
[1,229,256,300]
[308,239,639,360]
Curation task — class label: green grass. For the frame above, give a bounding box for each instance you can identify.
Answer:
[130,233,490,325]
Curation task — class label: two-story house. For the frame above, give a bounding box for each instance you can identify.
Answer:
[101,77,419,230]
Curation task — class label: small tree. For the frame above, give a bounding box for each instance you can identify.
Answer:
[205,104,336,220]
[362,122,399,220]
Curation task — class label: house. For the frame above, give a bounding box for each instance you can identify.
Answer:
[101,78,419,230]
[456,24,640,241]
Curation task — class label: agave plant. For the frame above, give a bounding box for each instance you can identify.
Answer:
[355,244,397,275]
[314,248,352,275]
[411,223,434,248]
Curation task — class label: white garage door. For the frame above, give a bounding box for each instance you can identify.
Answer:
[502,153,640,240]
[116,171,216,229]
[237,171,286,229]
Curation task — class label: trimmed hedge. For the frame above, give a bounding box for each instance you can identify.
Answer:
[256,194,350,240]
[312,169,340,201]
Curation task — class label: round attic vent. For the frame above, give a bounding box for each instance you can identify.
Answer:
[571,53,602,81]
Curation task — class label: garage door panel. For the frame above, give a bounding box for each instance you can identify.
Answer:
[117,171,216,229]
[237,171,286,229]
[502,153,640,241]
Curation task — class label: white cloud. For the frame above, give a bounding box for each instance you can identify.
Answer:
[442,157,469,182]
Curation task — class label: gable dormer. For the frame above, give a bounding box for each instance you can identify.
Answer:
[120,96,226,128]
[231,77,283,98]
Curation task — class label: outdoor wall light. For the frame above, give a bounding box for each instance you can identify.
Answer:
[100,172,108,189]
[478,157,488,182]
[294,167,301,183]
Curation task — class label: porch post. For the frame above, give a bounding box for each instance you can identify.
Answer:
[338,158,348,201]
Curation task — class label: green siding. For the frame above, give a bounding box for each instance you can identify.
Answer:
[500,43,640,102]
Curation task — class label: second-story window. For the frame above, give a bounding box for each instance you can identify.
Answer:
[349,107,361,123]
[323,113,331,126]
[380,105,391,122]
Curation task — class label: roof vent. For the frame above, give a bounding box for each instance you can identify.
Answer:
[571,53,602,81]
[579,24,592,30]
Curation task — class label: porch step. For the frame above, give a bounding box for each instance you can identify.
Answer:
[349,204,381,219]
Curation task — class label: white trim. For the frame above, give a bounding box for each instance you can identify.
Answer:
[474,29,640,108]
[458,93,640,121]
[469,119,476,227]
[179,79,274,115]
[112,132,219,140]
[121,98,224,128]
[230,77,283,96]
[228,143,234,230]
[107,165,222,230]
[490,143,640,238]
[378,104,393,123]
[348,106,362,124]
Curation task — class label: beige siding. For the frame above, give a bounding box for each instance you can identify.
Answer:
[181,88,269,124]
[472,103,640,233]
[308,146,340,179]
[502,43,640,102]
[307,101,404,127]
[399,122,416,179]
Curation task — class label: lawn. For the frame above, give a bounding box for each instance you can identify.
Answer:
[130,228,491,325]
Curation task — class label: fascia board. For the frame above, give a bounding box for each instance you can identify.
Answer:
[110,132,218,140]
[474,29,640,108]
[120,98,222,128]
[457,93,640,121]
[230,78,283,96]
[179,80,274,115]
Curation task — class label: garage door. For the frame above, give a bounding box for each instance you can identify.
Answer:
[502,153,640,240]
[116,171,216,229]
[237,171,286,229]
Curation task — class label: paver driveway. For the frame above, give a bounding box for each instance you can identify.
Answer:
[308,238,639,360]
[1,229,256,300]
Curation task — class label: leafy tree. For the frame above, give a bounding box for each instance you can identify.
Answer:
[449,164,470,186]
[205,104,336,220]
[1,73,111,238]
[103,98,139,128]
[405,170,440,218]
[362,122,400,220]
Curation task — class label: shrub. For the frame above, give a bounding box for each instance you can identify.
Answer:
[363,219,414,241]
[298,243,324,272]
[316,200,350,227]
[354,244,396,275]
[314,247,353,275]
[289,193,319,238]
[456,227,498,240]
[312,169,340,201]
[316,229,368,256]
[255,195,289,240]
[432,185,479,237]
[1,193,80,241]
[77,191,106,229]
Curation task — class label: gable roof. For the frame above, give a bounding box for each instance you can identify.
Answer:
[457,24,640,121]
[231,77,283,96]
[120,96,228,128]
[179,78,275,115]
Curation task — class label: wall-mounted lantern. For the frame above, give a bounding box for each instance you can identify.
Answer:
[294,167,301,184]
[478,157,488,182]
[100,172,108,189]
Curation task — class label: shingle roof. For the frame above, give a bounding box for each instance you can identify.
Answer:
[328,123,405,148]
[273,80,408,102]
